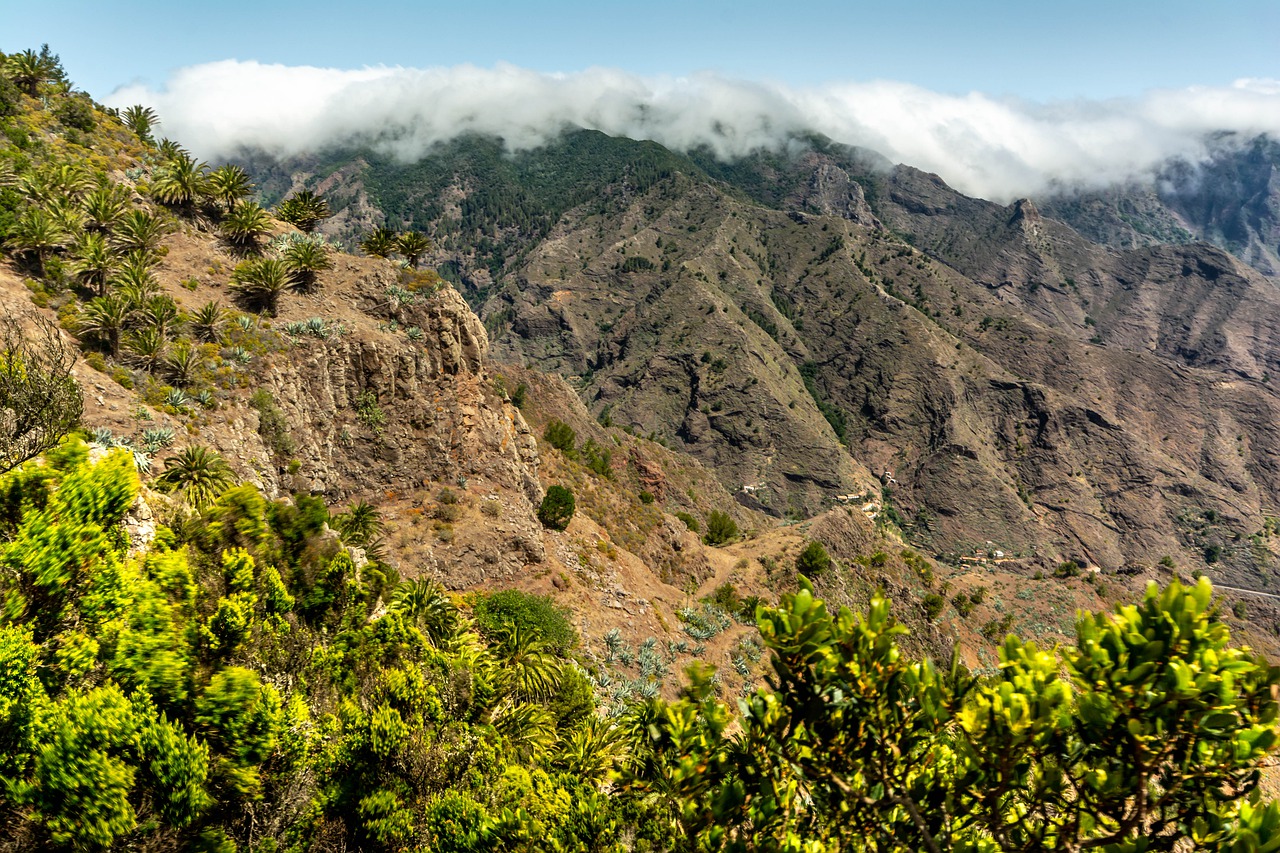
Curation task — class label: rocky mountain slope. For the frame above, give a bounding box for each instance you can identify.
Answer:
[249,132,1280,589]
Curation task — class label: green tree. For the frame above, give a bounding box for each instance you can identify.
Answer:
[121,104,159,142]
[281,238,332,292]
[537,485,575,531]
[5,207,65,278]
[702,510,738,546]
[80,183,131,234]
[207,164,254,212]
[111,209,172,256]
[155,445,234,509]
[189,301,228,344]
[150,153,209,213]
[625,577,1280,852]
[5,48,58,98]
[77,294,132,358]
[229,257,291,315]
[795,539,831,577]
[396,230,431,268]
[359,226,398,259]
[71,231,116,297]
[275,190,330,233]
[542,419,577,455]
[219,201,273,251]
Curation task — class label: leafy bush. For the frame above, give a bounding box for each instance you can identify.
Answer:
[702,510,738,546]
[674,511,700,533]
[795,540,831,577]
[921,593,946,621]
[471,589,578,655]
[537,485,575,531]
[543,420,576,456]
[248,389,294,459]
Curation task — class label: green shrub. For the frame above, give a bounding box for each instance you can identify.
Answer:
[471,589,578,654]
[795,540,831,577]
[922,593,946,621]
[703,510,738,546]
[582,438,612,478]
[953,594,975,618]
[249,389,294,459]
[638,490,655,504]
[1055,560,1081,578]
[674,511,700,533]
[537,485,575,531]
[543,420,576,456]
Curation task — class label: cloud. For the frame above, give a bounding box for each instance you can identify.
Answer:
[108,62,1280,202]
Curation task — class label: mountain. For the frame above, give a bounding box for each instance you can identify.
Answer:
[243,131,1280,588]
[1042,134,1280,276]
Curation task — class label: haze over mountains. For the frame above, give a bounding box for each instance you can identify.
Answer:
[111,61,1280,201]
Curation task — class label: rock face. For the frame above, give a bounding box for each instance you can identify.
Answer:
[258,283,541,508]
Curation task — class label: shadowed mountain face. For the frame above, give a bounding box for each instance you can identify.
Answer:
[243,131,1280,583]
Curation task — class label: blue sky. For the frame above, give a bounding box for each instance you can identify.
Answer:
[5,0,1278,101]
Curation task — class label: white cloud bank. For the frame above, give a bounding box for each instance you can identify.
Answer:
[108,61,1280,202]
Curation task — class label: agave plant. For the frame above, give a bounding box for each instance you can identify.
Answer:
[404,326,424,342]
[139,427,176,453]
[305,317,328,337]
[284,320,308,337]
[164,387,190,410]
[89,426,117,447]
[154,445,234,509]
[195,390,215,409]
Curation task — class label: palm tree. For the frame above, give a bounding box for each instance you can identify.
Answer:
[359,227,398,259]
[5,49,57,97]
[78,295,132,358]
[71,232,116,297]
[44,195,86,236]
[111,261,161,308]
[396,231,431,268]
[219,201,272,251]
[282,239,332,292]
[207,165,254,212]
[276,190,331,234]
[154,138,188,160]
[6,208,65,277]
[81,183,131,234]
[490,700,557,760]
[121,326,167,373]
[333,499,382,545]
[111,210,172,256]
[155,445,234,509]
[229,257,291,315]
[139,295,182,338]
[150,153,208,213]
[189,301,227,344]
[21,163,94,204]
[165,341,207,388]
[493,623,563,702]
[121,105,158,142]
[390,580,457,645]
